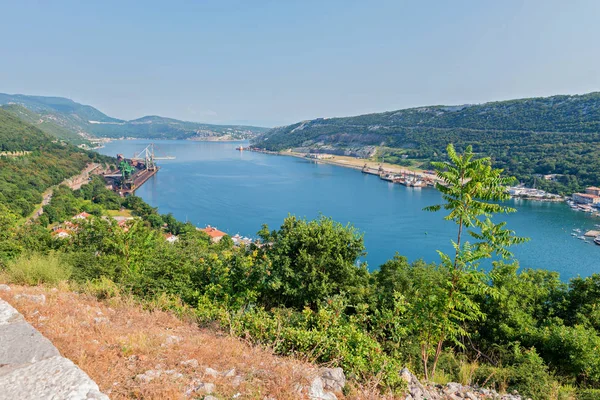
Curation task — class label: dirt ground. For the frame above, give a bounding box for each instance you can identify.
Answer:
[0,285,387,399]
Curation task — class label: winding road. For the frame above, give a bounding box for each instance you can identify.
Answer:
[31,163,102,220]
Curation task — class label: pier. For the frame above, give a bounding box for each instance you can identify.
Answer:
[103,143,174,196]
[119,167,160,195]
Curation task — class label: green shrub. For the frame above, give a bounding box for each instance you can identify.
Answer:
[82,276,121,300]
[2,251,72,285]
[537,324,600,386]
[202,296,405,392]
[474,347,556,400]
[578,388,600,400]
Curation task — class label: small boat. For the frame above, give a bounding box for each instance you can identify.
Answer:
[571,233,578,236]
[235,146,244,151]
[578,236,587,240]
[594,236,600,246]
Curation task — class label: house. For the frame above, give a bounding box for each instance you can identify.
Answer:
[573,193,600,205]
[53,229,71,239]
[585,187,600,196]
[73,212,92,220]
[198,226,227,243]
[164,233,179,244]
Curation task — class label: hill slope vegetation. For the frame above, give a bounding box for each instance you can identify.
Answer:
[3,106,600,399]
[0,108,109,217]
[0,93,268,141]
[253,92,600,193]
[1,104,91,145]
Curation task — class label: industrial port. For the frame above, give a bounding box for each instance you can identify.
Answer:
[102,143,174,196]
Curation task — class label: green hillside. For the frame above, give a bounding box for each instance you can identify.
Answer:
[0,93,268,141]
[0,108,109,217]
[253,92,600,194]
[1,104,91,145]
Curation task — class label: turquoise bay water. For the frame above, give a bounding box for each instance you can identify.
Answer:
[100,140,600,279]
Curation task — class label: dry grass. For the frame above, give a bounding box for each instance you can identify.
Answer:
[0,284,389,399]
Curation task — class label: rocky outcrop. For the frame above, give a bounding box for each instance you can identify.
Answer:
[308,367,347,400]
[0,297,109,400]
[320,367,346,392]
[400,368,523,400]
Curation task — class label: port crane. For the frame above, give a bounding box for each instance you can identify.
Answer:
[131,143,175,171]
[103,143,176,193]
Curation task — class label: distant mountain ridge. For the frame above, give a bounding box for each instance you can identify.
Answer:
[0,93,268,141]
[254,92,600,151]
[252,91,600,193]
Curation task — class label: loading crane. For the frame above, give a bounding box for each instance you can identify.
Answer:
[131,143,175,172]
[118,160,136,189]
[103,143,176,194]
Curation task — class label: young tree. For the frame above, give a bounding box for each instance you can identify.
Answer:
[415,144,527,380]
[257,215,369,310]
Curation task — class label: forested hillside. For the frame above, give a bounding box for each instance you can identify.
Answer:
[0,109,109,217]
[1,104,91,145]
[0,93,268,141]
[253,92,600,193]
[3,111,600,398]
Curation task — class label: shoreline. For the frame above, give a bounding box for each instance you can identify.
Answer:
[249,148,573,205]
[258,149,440,180]
[103,137,249,143]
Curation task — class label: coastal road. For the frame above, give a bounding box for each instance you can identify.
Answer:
[30,163,102,220]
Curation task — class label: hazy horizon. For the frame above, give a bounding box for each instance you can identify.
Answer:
[2,0,599,127]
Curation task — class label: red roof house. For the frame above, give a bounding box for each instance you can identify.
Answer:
[198,226,227,243]
[72,212,92,220]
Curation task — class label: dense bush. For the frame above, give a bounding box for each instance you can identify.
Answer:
[2,252,72,285]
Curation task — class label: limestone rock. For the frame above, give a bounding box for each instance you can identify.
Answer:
[308,376,338,400]
[0,284,10,292]
[198,382,216,394]
[0,356,109,400]
[320,367,346,392]
[444,382,464,395]
[163,369,183,380]
[0,321,60,366]
[465,392,478,400]
[13,293,46,304]
[135,369,162,383]
[180,359,199,368]
[222,367,236,377]
[231,375,244,387]
[398,370,524,400]
[400,368,440,400]
[205,367,219,377]
[0,299,22,325]
[163,335,182,345]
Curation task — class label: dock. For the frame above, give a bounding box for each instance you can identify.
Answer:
[584,230,600,237]
[120,167,159,195]
[103,143,173,196]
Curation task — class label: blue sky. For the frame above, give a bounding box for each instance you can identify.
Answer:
[1,0,599,127]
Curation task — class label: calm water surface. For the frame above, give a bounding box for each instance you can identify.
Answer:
[100,140,600,279]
